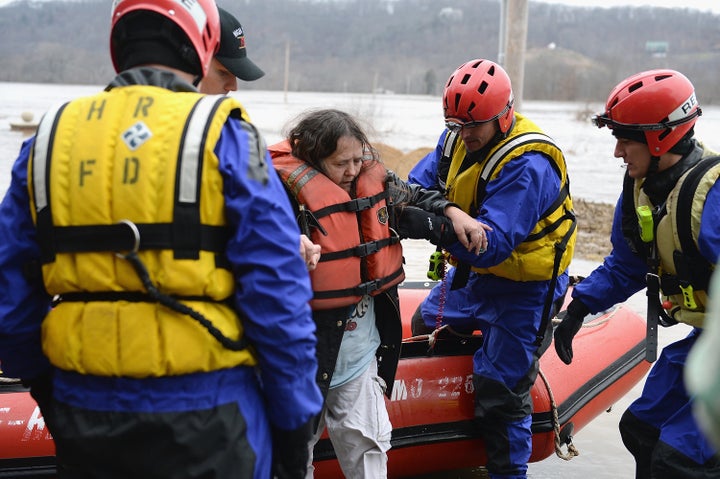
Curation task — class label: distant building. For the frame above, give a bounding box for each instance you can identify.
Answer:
[646,41,669,58]
[438,7,463,21]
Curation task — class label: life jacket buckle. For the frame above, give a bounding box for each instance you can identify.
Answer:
[355,241,380,257]
[351,197,373,211]
[358,279,381,295]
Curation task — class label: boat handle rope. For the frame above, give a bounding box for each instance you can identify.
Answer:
[405,323,476,346]
[538,367,580,461]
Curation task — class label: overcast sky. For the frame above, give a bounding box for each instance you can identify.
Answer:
[535,0,720,14]
[2,0,719,14]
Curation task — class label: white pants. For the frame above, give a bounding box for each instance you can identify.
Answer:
[306,360,392,479]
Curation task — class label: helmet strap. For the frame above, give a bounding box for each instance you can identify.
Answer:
[647,156,661,176]
[501,115,515,137]
[668,128,695,155]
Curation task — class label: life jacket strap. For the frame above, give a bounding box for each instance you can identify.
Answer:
[535,210,577,347]
[313,190,389,219]
[56,291,230,304]
[319,236,400,262]
[312,267,404,299]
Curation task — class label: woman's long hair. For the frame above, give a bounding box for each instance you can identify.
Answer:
[287,108,379,174]
[286,108,415,215]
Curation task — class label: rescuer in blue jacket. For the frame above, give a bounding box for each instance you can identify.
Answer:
[554,69,720,478]
[0,1,322,477]
[408,59,576,479]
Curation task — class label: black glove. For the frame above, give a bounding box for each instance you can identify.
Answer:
[395,206,456,246]
[272,417,315,479]
[553,298,590,365]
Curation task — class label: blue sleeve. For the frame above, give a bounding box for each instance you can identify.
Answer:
[216,121,322,430]
[699,180,720,265]
[407,130,446,188]
[572,195,647,313]
[445,152,562,267]
[0,138,53,380]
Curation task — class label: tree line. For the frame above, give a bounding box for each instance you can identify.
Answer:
[1,0,720,103]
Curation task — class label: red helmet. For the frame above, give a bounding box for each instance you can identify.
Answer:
[592,69,701,156]
[442,59,515,134]
[110,0,221,77]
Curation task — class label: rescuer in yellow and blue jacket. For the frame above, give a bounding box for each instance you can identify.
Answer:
[554,69,720,478]
[408,59,576,479]
[0,1,322,478]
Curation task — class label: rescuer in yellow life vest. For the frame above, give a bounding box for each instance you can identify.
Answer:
[408,59,577,479]
[0,0,322,477]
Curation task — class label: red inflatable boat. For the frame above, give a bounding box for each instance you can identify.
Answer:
[314,281,651,478]
[0,281,650,478]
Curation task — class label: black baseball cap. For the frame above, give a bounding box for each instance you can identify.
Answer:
[216,7,265,81]
[612,128,647,144]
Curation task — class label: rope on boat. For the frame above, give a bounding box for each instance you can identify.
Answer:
[428,325,445,349]
[428,324,476,349]
[538,367,580,461]
[539,303,623,460]
[404,324,476,346]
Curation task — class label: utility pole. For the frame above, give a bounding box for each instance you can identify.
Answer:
[497,0,508,67]
[283,40,290,104]
[498,0,528,113]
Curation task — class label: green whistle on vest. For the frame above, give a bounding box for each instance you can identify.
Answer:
[427,250,446,281]
[681,284,699,309]
[636,205,654,243]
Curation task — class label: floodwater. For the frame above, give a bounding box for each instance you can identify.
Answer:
[0,82,708,478]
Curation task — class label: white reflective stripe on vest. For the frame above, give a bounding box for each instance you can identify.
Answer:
[179,95,221,204]
[32,102,66,213]
[481,132,554,182]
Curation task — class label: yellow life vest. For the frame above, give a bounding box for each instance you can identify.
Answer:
[28,85,259,377]
[271,141,405,310]
[444,113,576,282]
[634,154,720,327]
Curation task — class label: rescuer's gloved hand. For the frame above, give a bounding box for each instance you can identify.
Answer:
[271,418,315,479]
[553,298,591,365]
[395,206,456,246]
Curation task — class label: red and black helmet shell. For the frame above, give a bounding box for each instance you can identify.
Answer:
[601,69,699,155]
[442,59,515,133]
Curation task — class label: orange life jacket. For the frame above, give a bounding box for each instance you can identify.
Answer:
[271,141,405,310]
